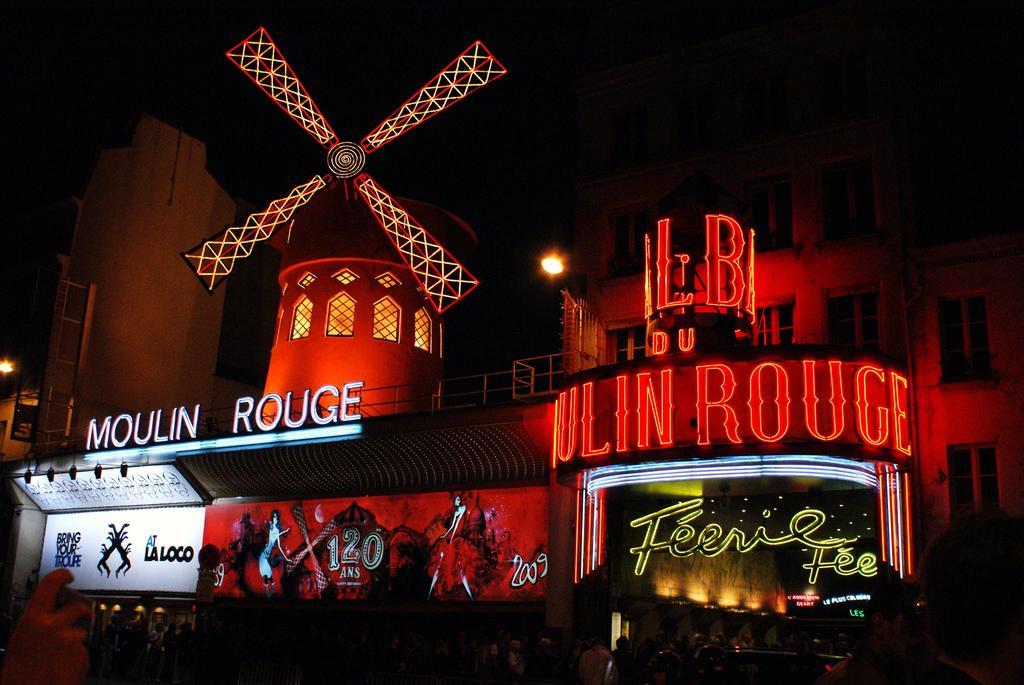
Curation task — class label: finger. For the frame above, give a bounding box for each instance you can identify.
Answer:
[29,569,73,611]
[54,600,90,627]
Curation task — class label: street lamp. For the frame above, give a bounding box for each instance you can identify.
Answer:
[541,254,565,275]
[0,359,14,374]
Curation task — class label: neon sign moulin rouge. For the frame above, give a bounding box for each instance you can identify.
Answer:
[85,382,363,452]
[554,357,911,463]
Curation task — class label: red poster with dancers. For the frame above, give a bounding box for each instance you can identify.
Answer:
[201,486,548,602]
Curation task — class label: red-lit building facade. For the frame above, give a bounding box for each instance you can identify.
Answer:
[567,0,1023,639]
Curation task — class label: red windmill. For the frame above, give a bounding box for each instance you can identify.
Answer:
[182,27,505,314]
[181,28,506,412]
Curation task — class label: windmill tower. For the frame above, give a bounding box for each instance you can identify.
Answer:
[182,28,505,414]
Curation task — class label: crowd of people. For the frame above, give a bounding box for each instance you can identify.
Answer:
[0,513,1020,685]
[93,614,196,682]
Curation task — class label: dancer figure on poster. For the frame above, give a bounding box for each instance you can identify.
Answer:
[259,510,291,597]
[428,495,481,600]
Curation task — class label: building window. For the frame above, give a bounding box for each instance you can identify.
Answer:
[325,292,356,337]
[823,162,875,239]
[748,178,793,250]
[675,89,712,152]
[828,292,879,350]
[289,296,313,340]
[820,51,867,118]
[948,445,999,518]
[612,326,646,363]
[333,268,358,285]
[939,296,991,381]
[413,308,431,352]
[610,210,648,275]
[375,272,401,289]
[742,71,788,136]
[297,272,317,289]
[756,303,795,345]
[611,107,647,168]
[372,296,401,342]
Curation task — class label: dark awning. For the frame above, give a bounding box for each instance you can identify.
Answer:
[178,410,547,500]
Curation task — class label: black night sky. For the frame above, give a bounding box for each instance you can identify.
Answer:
[4,1,1022,377]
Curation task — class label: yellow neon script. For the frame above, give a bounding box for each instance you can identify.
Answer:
[628,498,877,584]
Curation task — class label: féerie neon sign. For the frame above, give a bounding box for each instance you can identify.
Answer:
[629,498,878,584]
[85,382,363,452]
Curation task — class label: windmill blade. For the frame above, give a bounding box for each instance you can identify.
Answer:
[182,175,328,291]
[227,27,338,148]
[355,174,478,313]
[361,41,506,152]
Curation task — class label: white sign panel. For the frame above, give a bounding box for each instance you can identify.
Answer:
[40,507,205,593]
[16,464,202,512]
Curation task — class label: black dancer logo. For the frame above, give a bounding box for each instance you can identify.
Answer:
[97,523,132,577]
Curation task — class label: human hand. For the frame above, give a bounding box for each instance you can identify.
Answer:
[1,569,90,685]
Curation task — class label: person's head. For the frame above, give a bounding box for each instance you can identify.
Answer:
[864,579,916,657]
[616,635,629,651]
[649,649,680,685]
[270,510,280,526]
[924,513,1024,663]
[453,495,462,507]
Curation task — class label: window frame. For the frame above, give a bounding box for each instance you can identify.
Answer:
[413,307,432,352]
[756,301,795,346]
[289,296,314,341]
[938,294,992,382]
[746,176,793,251]
[947,444,999,519]
[608,207,649,276]
[822,160,876,240]
[826,290,881,351]
[610,325,647,363]
[371,295,402,343]
[325,291,357,338]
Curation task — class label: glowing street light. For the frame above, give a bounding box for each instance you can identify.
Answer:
[0,360,14,374]
[541,254,565,275]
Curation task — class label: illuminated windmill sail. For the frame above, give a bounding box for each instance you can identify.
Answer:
[182,27,505,313]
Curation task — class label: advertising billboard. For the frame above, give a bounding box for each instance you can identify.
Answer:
[202,486,548,602]
[39,506,205,593]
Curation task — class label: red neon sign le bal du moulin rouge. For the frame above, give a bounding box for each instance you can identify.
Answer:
[554,215,912,466]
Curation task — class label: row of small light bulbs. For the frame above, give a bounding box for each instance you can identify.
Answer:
[23,462,130,484]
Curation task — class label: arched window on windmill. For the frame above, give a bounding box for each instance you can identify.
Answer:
[290,296,314,340]
[372,296,401,343]
[414,307,431,352]
[326,292,356,337]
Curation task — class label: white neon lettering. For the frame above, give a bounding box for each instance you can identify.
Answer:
[233,397,255,434]
[132,411,154,446]
[110,414,133,448]
[177,404,200,440]
[151,409,169,443]
[86,417,112,451]
[342,381,363,422]
[311,385,340,425]
[283,390,310,429]
[255,394,284,431]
